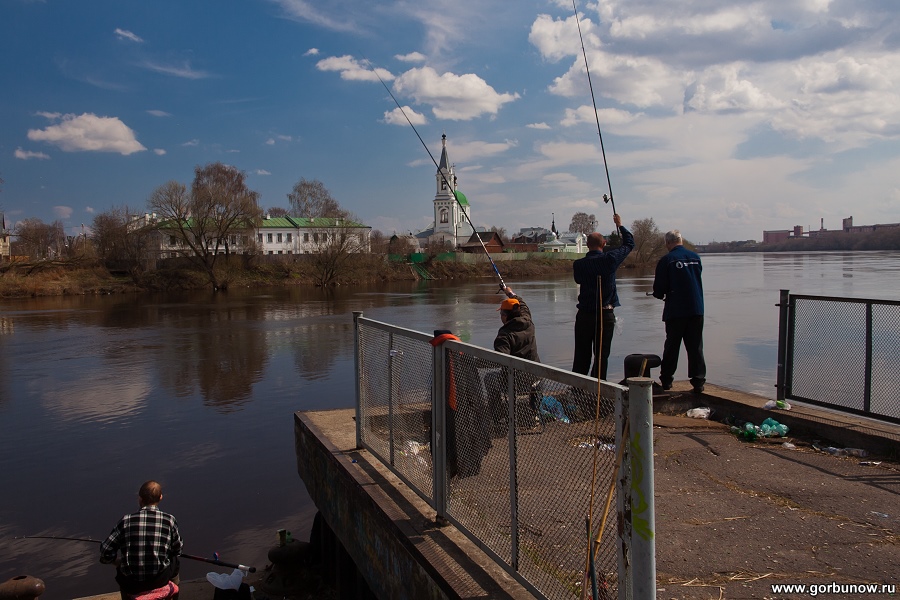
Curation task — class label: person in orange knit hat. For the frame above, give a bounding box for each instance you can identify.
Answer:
[493,286,540,362]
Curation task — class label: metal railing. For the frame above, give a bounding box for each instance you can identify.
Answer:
[353,312,656,600]
[777,289,900,424]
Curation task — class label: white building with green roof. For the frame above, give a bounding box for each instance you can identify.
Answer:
[158,215,370,257]
[426,134,473,249]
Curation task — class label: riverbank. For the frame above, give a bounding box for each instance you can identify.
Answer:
[0,254,582,298]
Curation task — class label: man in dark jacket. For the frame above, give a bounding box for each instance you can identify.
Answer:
[488,286,540,435]
[652,229,706,393]
[572,214,634,380]
[494,286,540,362]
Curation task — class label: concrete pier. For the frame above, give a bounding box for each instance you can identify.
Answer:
[293,382,899,600]
[293,409,536,600]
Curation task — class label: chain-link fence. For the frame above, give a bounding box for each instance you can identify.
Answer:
[777,291,900,424]
[355,313,655,600]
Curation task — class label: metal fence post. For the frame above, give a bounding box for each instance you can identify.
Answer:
[506,369,520,571]
[627,377,655,600]
[432,342,448,519]
[865,302,873,414]
[776,289,789,401]
[353,311,363,450]
[616,386,632,600]
[388,332,395,465]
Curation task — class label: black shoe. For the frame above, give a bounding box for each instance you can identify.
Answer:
[660,382,672,391]
[692,385,705,394]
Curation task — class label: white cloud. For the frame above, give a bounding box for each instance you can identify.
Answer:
[114,28,143,43]
[304,48,320,56]
[182,139,199,146]
[395,52,426,63]
[726,202,752,220]
[265,138,275,145]
[27,113,146,155]
[53,206,73,219]
[451,139,518,162]
[141,60,213,79]
[15,148,50,160]
[268,0,357,33]
[383,106,427,126]
[392,67,519,120]
[527,122,551,130]
[153,148,166,155]
[147,110,171,117]
[316,55,392,82]
[560,106,641,127]
[255,169,272,175]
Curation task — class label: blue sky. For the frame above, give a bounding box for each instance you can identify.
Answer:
[2,0,899,244]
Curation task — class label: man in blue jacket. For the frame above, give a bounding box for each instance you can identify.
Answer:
[573,213,634,380]
[652,229,706,393]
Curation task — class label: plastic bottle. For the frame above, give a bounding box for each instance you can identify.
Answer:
[743,422,758,441]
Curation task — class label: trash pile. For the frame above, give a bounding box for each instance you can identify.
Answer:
[730,417,789,441]
[812,442,869,458]
[762,399,792,410]
[539,396,571,424]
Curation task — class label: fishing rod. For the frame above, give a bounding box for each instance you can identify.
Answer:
[16,536,257,573]
[362,57,508,291]
[571,0,619,235]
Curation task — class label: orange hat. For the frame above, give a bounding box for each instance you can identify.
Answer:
[498,298,520,311]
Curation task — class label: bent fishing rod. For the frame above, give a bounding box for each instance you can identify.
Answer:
[15,535,256,573]
[362,57,508,291]
[572,0,619,236]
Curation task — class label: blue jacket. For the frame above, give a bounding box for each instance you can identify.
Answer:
[652,245,704,320]
[573,226,634,311]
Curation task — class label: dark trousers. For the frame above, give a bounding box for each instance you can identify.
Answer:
[116,562,179,600]
[659,315,706,389]
[573,308,616,380]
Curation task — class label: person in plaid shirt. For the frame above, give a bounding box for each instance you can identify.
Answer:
[100,480,183,599]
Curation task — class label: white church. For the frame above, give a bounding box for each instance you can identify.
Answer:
[414,134,475,249]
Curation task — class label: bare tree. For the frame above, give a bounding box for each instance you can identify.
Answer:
[150,163,262,290]
[13,218,66,260]
[265,206,289,217]
[489,225,508,242]
[569,212,597,235]
[305,220,370,286]
[629,217,667,265]
[287,178,347,218]
[92,206,159,273]
[369,229,389,254]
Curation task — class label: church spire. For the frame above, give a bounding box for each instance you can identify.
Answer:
[438,132,450,171]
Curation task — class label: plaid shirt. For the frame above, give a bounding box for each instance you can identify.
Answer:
[100,505,183,581]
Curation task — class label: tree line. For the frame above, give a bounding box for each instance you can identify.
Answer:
[6,163,371,289]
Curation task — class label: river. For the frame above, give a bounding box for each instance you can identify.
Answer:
[1,250,898,598]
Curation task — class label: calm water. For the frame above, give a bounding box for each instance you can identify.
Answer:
[1,251,898,598]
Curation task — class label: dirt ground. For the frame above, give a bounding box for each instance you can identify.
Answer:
[649,412,898,600]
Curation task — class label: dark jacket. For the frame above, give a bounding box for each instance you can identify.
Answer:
[493,295,540,362]
[573,226,635,310]
[652,245,704,320]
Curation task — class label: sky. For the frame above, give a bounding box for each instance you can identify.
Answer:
[2,0,900,244]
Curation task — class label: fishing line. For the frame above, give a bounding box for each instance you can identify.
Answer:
[361,56,507,291]
[571,0,618,233]
[15,535,257,572]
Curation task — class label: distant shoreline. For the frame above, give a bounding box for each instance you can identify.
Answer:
[0,254,579,298]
